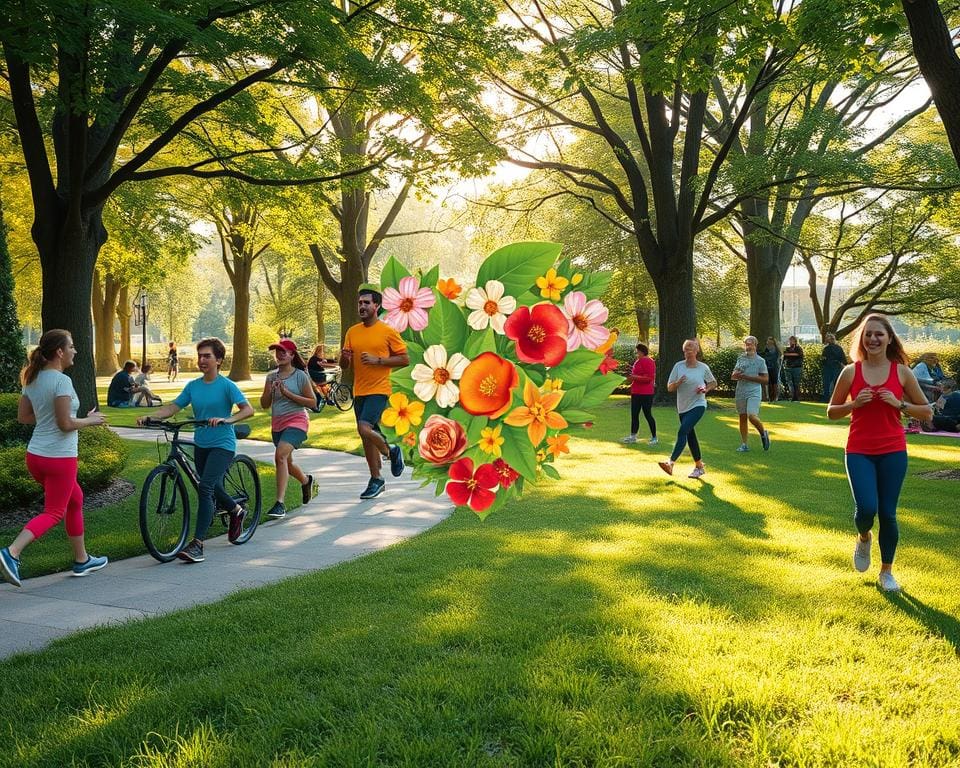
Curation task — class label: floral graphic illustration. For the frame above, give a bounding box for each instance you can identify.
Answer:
[465,280,516,333]
[411,345,469,408]
[375,242,616,518]
[382,275,436,332]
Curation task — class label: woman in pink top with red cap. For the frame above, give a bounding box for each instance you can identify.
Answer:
[827,314,930,592]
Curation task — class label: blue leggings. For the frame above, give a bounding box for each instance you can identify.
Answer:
[845,451,907,565]
[194,446,236,540]
[670,406,705,463]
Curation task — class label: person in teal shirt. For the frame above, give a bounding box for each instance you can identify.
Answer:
[138,338,254,563]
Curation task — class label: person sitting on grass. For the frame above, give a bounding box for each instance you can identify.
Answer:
[260,338,316,520]
[133,363,162,407]
[106,360,141,407]
[912,352,945,403]
[932,378,960,433]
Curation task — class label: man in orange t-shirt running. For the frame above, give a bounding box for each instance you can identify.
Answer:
[340,288,410,499]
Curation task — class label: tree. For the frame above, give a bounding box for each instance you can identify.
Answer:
[0,187,25,391]
[483,0,849,389]
[0,0,382,409]
[901,0,960,167]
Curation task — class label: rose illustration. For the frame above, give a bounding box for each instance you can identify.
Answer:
[418,414,468,465]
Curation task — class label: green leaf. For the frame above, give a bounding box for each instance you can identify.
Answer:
[578,375,621,408]
[548,348,602,386]
[422,295,468,351]
[463,327,497,359]
[575,271,612,301]
[561,409,594,424]
[420,264,440,289]
[465,414,488,444]
[380,256,411,289]
[476,241,563,297]
[541,463,561,480]
[559,385,585,409]
[500,424,539,481]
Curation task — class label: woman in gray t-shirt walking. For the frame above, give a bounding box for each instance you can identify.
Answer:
[0,329,109,588]
[658,339,717,480]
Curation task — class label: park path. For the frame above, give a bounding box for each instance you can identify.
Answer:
[0,427,452,660]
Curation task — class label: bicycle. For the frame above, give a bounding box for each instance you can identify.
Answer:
[310,366,353,413]
[138,419,263,562]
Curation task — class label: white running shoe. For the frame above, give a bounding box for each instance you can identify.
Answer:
[688,466,706,479]
[853,533,872,573]
[736,444,749,452]
[621,435,638,444]
[878,571,901,593]
[647,437,659,446]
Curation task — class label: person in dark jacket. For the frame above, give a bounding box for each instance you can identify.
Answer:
[760,337,782,402]
[106,361,141,407]
[782,336,804,401]
[821,333,847,402]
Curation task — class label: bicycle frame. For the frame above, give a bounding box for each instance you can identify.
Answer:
[150,420,205,494]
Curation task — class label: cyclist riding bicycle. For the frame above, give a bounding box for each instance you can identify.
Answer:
[137,337,254,563]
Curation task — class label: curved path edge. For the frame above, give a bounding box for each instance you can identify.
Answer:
[0,427,452,660]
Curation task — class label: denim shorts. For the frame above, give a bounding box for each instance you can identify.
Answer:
[272,427,307,448]
[353,394,388,431]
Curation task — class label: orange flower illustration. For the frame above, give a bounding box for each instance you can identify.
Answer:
[546,433,569,458]
[436,277,462,300]
[458,352,519,418]
[504,379,568,446]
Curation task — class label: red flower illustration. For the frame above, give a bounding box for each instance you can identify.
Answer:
[503,303,568,367]
[445,457,499,512]
[492,458,520,489]
[598,351,619,374]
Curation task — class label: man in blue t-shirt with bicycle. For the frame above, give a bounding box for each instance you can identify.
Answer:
[138,338,254,563]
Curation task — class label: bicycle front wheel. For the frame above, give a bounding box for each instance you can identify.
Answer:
[334,382,353,411]
[139,464,190,562]
[224,454,262,544]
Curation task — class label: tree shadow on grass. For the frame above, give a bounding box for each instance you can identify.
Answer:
[884,589,960,653]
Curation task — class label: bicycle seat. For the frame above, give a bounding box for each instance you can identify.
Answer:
[233,424,251,439]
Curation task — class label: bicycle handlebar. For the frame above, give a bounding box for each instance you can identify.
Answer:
[140,418,251,439]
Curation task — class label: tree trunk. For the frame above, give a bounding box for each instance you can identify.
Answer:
[39,218,103,411]
[315,276,326,345]
[635,306,650,344]
[228,262,252,381]
[902,0,960,168]
[117,284,131,362]
[92,268,121,374]
[647,249,697,392]
[744,240,785,344]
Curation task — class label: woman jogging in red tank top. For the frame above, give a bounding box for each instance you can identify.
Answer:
[827,314,930,592]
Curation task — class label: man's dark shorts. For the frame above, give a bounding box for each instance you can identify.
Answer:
[354,394,388,432]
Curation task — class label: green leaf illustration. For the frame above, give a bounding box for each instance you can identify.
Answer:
[500,424,539,481]
[463,327,497,358]
[421,264,440,289]
[548,348,602,386]
[422,294,468,351]
[476,241,563,297]
[380,256,411,289]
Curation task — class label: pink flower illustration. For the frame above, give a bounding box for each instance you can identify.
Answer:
[562,291,610,351]
[382,276,436,332]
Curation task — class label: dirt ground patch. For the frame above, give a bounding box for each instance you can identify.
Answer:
[918,469,960,481]
[0,478,136,530]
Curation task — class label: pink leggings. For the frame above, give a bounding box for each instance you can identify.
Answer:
[24,453,84,539]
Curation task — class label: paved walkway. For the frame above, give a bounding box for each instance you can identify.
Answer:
[0,428,452,660]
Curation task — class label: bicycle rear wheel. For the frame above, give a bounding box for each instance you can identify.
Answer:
[139,464,190,562]
[334,382,353,411]
[223,453,262,544]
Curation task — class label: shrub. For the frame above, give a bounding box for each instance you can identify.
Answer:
[0,424,127,513]
[0,392,33,447]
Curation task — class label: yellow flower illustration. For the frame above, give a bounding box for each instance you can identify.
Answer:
[542,377,563,393]
[535,268,569,301]
[504,379,568,447]
[571,273,584,286]
[380,392,425,436]
[478,424,505,457]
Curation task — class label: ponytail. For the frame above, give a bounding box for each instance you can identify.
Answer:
[21,329,72,386]
[291,351,307,371]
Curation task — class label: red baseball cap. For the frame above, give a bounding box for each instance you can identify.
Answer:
[269,339,297,354]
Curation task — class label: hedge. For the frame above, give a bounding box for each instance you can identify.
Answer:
[0,393,127,510]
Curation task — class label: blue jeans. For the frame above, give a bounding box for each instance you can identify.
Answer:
[822,365,842,402]
[845,451,907,565]
[194,446,236,540]
[670,406,705,463]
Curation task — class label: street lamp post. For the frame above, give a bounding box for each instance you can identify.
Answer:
[133,287,148,367]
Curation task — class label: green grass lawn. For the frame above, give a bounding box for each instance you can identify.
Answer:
[3,397,960,766]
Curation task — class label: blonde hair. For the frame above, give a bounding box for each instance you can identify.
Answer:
[850,314,907,365]
[21,329,72,386]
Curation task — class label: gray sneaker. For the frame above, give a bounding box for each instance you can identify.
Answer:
[878,571,901,592]
[72,554,108,577]
[688,465,706,479]
[266,501,286,520]
[736,444,749,452]
[647,437,659,446]
[176,539,205,563]
[761,430,771,451]
[621,435,638,444]
[853,533,871,573]
[360,477,386,499]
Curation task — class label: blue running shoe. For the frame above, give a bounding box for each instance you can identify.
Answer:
[360,477,386,499]
[72,554,108,577]
[1,547,22,587]
[389,445,404,477]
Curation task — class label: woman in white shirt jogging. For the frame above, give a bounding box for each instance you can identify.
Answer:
[658,338,717,480]
[0,330,109,587]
